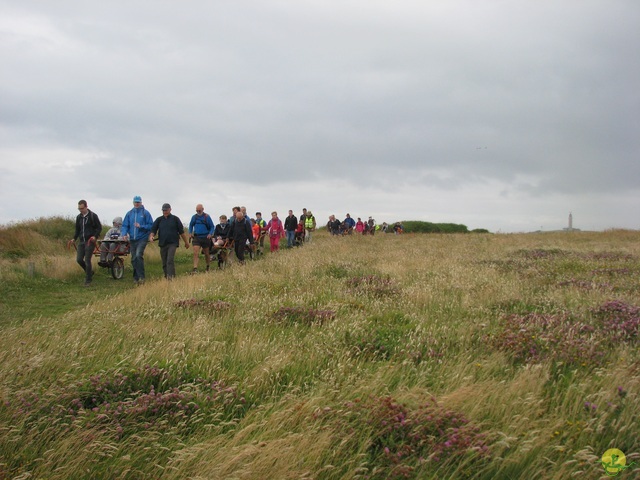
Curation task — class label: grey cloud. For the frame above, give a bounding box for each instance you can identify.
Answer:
[1,1,639,231]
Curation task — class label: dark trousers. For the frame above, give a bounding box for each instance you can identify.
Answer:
[76,241,94,282]
[160,243,178,278]
[234,238,247,263]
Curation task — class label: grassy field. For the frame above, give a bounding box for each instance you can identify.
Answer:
[0,222,639,479]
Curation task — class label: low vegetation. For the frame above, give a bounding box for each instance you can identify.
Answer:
[0,220,638,479]
[399,221,471,234]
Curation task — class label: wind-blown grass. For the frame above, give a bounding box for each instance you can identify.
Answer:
[0,227,639,478]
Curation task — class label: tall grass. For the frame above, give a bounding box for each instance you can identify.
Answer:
[0,228,639,478]
[0,216,75,257]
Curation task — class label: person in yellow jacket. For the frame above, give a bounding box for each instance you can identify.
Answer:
[304,210,316,243]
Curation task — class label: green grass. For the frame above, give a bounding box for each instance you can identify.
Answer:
[0,224,639,479]
[0,241,201,326]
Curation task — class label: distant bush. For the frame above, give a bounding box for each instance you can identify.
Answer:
[399,221,469,234]
[0,216,76,258]
[30,216,76,240]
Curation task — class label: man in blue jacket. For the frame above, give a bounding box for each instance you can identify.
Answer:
[188,203,214,273]
[343,213,356,234]
[121,195,153,285]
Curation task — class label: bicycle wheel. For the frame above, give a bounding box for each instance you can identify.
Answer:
[111,257,125,279]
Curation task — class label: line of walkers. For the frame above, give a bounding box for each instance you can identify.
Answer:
[71,197,329,286]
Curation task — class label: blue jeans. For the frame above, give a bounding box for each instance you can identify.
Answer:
[129,238,149,281]
[286,230,295,247]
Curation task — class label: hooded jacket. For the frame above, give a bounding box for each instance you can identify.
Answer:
[74,209,102,243]
[121,205,153,241]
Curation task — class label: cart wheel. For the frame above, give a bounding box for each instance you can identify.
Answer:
[111,257,124,279]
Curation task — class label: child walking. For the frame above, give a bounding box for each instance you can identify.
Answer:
[266,211,285,252]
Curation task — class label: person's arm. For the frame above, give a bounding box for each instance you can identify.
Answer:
[177,218,189,248]
[140,210,154,232]
[149,217,160,241]
[93,213,102,241]
[121,212,130,239]
[246,222,254,244]
[207,215,215,238]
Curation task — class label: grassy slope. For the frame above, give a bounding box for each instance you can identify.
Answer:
[0,228,639,479]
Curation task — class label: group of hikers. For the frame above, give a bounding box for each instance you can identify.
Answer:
[325,215,406,236]
[326,214,380,235]
[71,196,387,287]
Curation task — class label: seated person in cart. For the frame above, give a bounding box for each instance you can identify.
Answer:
[98,216,127,266]
[213,215,231,247]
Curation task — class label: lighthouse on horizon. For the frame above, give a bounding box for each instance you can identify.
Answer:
[563,212,579,232]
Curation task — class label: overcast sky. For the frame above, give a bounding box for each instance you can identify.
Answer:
[1,1,638,232]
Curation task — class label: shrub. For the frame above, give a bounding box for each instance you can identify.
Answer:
[346,274,399,298]
[399,221,469,234]
[315,395,490,479]
[490,300,640,366]
[270,306,336,325]
[9,365,247,439]
[592,300,640,342]
[490,312,606,365]
[0,216,75,258]
[29,216,76,240]
[174,299,232,312]
[514,248,571,260]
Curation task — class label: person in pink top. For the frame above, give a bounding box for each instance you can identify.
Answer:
[355,217,365,234]
[266,211,285,252]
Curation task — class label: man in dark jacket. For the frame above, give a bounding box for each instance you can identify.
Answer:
[228,210,254,264]
[71,199,102,286]
[284,209,297,248]
[149,203,190,279]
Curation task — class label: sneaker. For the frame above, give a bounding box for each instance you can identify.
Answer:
[192,268,198,274]
[84,280,92,287]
